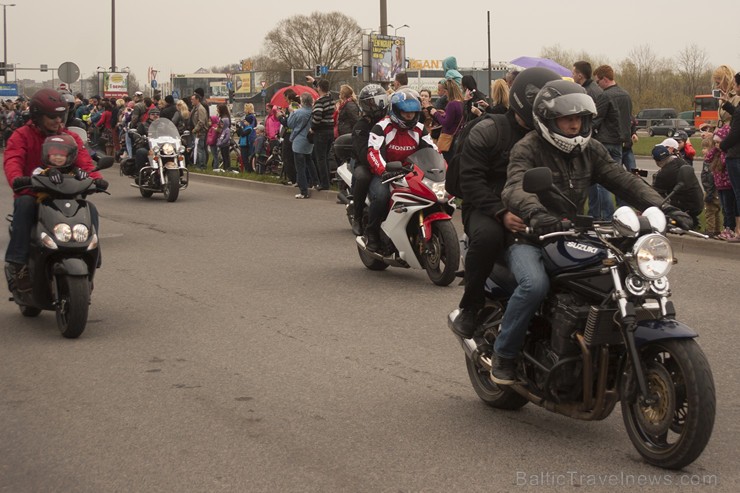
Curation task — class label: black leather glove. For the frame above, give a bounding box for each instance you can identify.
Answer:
[74,167,89,180]
[12,176,32,191]
[381,171,399,182]
[47,168,64,184]
[662,205,694,230]
[530,212,563,235]
[93,178,109,191]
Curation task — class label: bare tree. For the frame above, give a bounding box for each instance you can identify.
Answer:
[677,44,711,97]
[624,45,659,100]
[265,12,362,74]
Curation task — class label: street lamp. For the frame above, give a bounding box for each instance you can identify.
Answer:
[387,23,409,36]
[1,3,16,84]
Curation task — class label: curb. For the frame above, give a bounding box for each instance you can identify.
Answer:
[131,164,740,259]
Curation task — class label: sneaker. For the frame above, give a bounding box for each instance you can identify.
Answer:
[491,354,518,385]
[5,262,32,293]
[718,228,735,241]
[351,218,363,236]
[450,308,480,339]
[295,193,309,199]
[728,234,740,243]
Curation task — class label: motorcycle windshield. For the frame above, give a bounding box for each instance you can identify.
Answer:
[405,148,446,183]
[148,118,181,146]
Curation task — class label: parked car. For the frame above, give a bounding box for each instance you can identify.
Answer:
[647,118,696,137]
[635,108,678,128]
[678,110,695,126]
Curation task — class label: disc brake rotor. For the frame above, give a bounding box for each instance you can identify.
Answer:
[635,363,676,436]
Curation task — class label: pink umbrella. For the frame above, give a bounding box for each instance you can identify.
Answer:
[270,85,319,109]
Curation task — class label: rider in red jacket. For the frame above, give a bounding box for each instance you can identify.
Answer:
[4,89,106,292]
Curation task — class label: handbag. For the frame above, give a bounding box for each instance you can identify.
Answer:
[436,132,454,152]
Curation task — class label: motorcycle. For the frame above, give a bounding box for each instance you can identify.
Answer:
[123,118,189,202]
[5,157,114,338]
[448,167,715,469]
[338,145,460,286]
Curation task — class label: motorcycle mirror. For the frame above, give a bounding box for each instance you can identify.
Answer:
[385,161,405,172]
[95,156,115,172]
[522,167,552,193]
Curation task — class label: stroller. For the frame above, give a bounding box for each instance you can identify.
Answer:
[263,138,283,176]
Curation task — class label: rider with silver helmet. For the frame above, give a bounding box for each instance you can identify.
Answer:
[349,84,389,236]
[364,88,436,252]
[3,89,105,293]
[490,80,692,385]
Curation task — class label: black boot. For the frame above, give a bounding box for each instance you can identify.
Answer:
[365,231,380,253]
[351,218,363,236]
[491,354,517,385]
[451,308,479,339]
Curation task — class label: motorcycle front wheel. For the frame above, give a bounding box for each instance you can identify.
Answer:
[53,275,90,338]
[423,221,459,286]
[163,169,180,203]
[621,338,715,470]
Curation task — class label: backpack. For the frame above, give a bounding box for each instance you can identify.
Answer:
[445,113,510,200]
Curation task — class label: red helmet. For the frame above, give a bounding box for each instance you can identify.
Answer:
[29,89,68,124]
[41,134,78,169]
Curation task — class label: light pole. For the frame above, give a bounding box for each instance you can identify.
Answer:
[2,3,16,84]
[387,23,409,36]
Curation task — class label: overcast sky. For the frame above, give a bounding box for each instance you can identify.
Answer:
[5,0,739,88]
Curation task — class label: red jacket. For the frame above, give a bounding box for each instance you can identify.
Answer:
[367,117,436,175]
[3,121,102,198]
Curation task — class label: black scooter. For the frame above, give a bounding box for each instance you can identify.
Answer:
[5,157,113,338]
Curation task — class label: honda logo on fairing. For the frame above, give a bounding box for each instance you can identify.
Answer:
[565,241,599,254]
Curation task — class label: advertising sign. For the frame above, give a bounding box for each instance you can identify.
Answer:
[0,83,19,97]
[369,34,405,82]
[103,72,129,98]
[234,73,252,95]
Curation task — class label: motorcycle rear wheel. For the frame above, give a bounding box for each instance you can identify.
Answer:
[621,338,715,469]
[54,275,89,339]
[163,169,180,202]
[423,221,459,286]
[465,355,528,410]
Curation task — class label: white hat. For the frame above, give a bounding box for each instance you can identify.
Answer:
[134,91,143,96]
[660,138,679,149]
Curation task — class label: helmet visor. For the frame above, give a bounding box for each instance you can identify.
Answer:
[537,93,596,120]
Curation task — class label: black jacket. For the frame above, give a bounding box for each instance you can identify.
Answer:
[720,103,740,158]
[593,84,632,146]
[160,104,178,121]
[653,157,704,218]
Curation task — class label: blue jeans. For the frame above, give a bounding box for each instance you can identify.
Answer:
[294,152,318,196]
[588,143,620,219]
[5,195,99,265]
[209,144,220,169]
[366,175,391,235]
[725,157,740,223]
[718,189,737,229]
[495,244,549,359]
[312,131,334,189]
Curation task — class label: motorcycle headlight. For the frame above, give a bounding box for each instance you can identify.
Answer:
[53,223,72,243]
[40,232,58,250]
[72,224,89,243]
[632,233,673,280]
[151,145,160,155]
[423,177,447,200]
[162,143,175,155]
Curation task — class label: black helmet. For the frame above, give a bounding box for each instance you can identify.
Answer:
[532,79,596,155]
[508,67,562,129]
[29,89,68,125]
[389,88,422,130]
[675,130,689,142]
[358,84,389,120]
[41,134,78,170]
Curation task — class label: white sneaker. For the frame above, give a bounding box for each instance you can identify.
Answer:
[295,193,308,199]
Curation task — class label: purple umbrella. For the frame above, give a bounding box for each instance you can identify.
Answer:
[509,56,571,78]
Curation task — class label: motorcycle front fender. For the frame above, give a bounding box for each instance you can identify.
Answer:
[633,319,698,347]
[53,258,90,277]
[421,212,452,241]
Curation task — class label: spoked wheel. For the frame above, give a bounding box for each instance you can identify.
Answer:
[465,345,528,410]
[53,275,90,339]
[621,339,715,469]
[163,169,180,202]
[423,221,460,286]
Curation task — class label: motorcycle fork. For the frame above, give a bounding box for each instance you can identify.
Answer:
[609,263,656,406]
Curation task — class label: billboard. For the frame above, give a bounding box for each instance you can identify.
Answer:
[102,72,129,98]
[234,72,252,95]
[369,34,405,82]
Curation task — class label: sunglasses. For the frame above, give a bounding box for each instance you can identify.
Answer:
[44,112,65,120]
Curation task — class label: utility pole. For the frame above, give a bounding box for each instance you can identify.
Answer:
[380,0,387,35]
[111,0,116,71]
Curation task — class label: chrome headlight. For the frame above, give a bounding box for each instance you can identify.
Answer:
[643,206,667,233]
[72,224,89,242]
[162,143,175,155]
[613,206,639,237]
[632,233,673,279]
[423,177,447,200]
[151,145,160,155]
[53,223,72,243]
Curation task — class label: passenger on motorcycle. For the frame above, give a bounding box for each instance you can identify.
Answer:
[132,106,161,174]
[451,68,562,339]
[365,88,436,252]
[350,84,389,236]
[495,80,692,385]
[3,89,105,293]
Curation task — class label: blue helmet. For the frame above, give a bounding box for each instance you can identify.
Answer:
[389,88,422,130]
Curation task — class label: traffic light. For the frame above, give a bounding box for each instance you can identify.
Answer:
[352,66,359,78]
[315,65,322,77]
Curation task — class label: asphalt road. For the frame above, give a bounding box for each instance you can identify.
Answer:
[1,169,739,492]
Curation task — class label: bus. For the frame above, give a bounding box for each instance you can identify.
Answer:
[693,94,719,128]
[170,73,229,104]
